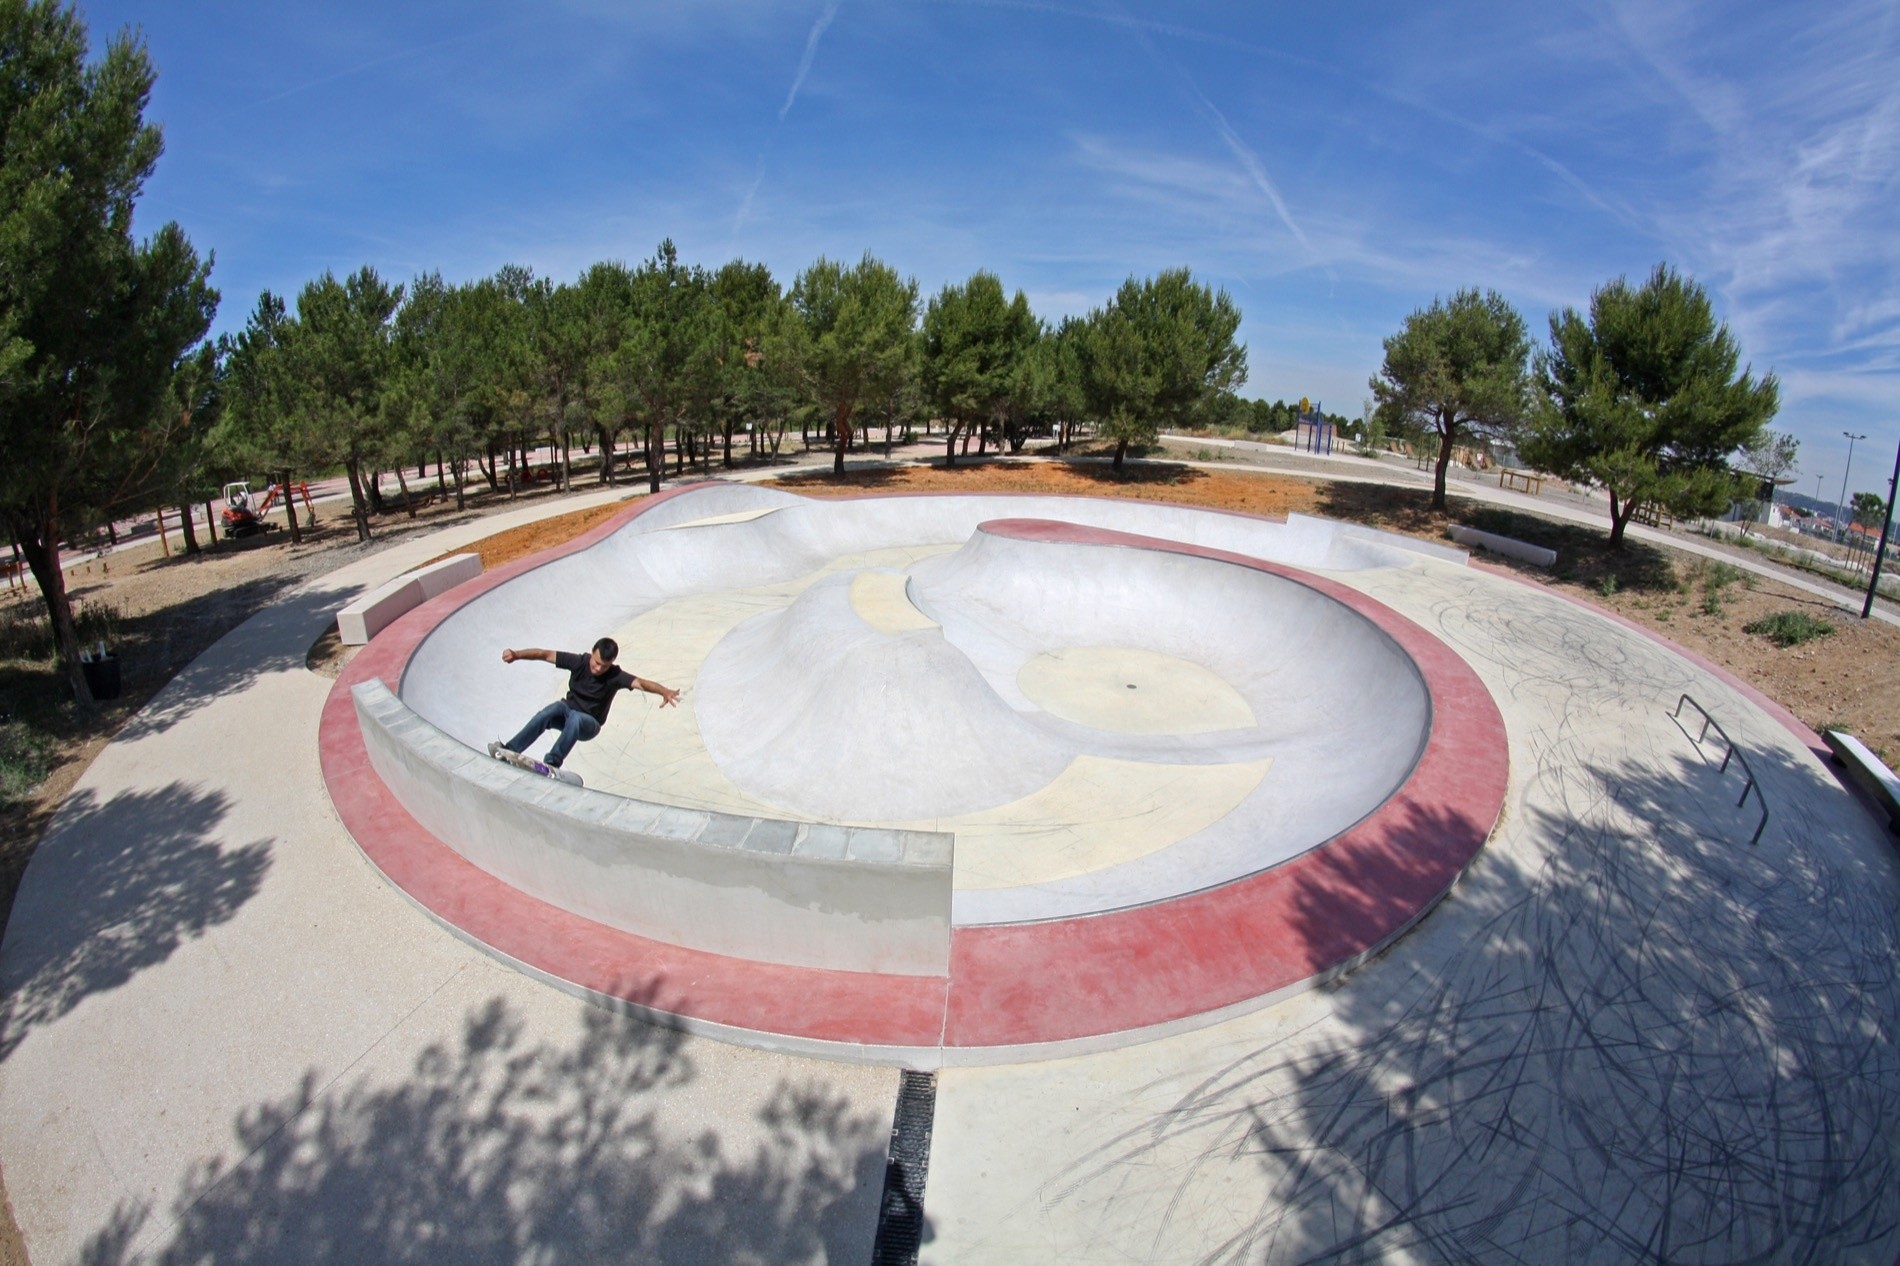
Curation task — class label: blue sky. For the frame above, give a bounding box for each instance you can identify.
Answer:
[83,0,1900,504]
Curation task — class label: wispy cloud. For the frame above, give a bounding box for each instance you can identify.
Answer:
[780,0,842,120]
[237,18,532,114]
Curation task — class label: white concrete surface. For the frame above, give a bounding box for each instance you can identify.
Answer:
[398,487,1438,927]
[922,552,1900,1265]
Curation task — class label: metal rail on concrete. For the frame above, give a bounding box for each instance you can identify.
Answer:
[1672,693,1769,846]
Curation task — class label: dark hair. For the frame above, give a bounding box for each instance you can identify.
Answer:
[592,637,619,662]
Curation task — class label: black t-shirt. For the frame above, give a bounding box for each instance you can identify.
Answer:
[554,650,635,725]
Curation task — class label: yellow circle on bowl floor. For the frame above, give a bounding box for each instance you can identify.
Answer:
[1016,646,1256,734]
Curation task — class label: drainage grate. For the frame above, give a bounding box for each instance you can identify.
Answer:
[870,1069,937,1266]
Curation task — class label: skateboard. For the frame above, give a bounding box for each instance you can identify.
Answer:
[488,742,583,787]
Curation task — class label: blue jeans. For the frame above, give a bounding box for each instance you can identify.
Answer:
[505,701,599,767]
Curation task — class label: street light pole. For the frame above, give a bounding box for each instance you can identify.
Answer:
[1864,440,1900,618]
[1837,431,1867,543]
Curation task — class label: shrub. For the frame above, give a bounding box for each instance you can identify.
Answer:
[0,717,55,802]
[1596,573,1619,598]
[0,600,119,662]
[1744,610,1835,648]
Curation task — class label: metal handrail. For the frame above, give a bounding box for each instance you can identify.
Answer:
[1672,694,1769,846]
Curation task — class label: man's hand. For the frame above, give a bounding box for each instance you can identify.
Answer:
[501,648,518,664]
[657,684,681,709]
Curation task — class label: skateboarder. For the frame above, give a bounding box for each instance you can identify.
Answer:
[488,637,679,772]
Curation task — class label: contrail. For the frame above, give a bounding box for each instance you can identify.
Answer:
[1113,11,1323,267]
[781,0,843,121]
[733,158,768,234]
[738,1,843,233]
[1187,82,1317,259]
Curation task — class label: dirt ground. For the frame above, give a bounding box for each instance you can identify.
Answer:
[0,453,1895,1261]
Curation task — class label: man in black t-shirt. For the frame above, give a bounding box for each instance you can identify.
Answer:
[489,636,679,770]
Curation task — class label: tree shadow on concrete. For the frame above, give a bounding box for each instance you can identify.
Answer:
[78,989,887,1266]
[0,783,271,1061]
[113,580,367,742]
[1041,740,1900,1263]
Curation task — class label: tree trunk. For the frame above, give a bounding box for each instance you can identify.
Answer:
[203,500,217,546]
[8,501,92,705]
[480,442,498,490]
[1114,438,1129,471]
[723,420,735,468]
[436,451,447,496]
[366,469,389,516]
[833,401,852,475]
[280,470,304,543]
[1609,493,1634,550]
[452,457,467,511]
[394,465,416,518]
[647,422,665,494]
[343,459,372,541]
[944,422,961,467]
[178,502,200,555]
[1431,427,1454,512]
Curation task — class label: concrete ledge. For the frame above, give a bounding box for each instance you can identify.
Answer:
[350,679,953,974]
[338,553,482,644]
[1824,729,1900,832]
[1447,525,1557,567]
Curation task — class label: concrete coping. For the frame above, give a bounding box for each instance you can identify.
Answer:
[338,553,483,645]
[350,678,954,974]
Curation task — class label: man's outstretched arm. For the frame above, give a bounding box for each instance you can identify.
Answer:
[628,674,681,708]
[501,647,557,665]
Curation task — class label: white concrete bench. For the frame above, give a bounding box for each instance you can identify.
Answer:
[1447,525,1557,568]
[1824,729,1900,832]
[336,553,482,645]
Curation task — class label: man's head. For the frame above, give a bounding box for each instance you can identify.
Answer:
[588,637,619,675]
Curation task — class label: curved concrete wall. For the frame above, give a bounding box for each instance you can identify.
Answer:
[351,678,952,975]
[396,486,1464,753]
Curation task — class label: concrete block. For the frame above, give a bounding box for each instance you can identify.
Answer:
[335,554,480,645]
[1447,525,1557,567]
[1825,729,1900,831]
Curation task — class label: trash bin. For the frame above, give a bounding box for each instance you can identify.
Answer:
[81,653,122,701]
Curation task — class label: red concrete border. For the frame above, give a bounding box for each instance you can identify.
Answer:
[319,488,1509,1056]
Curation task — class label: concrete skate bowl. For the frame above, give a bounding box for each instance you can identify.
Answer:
[320,484,1508,1064]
